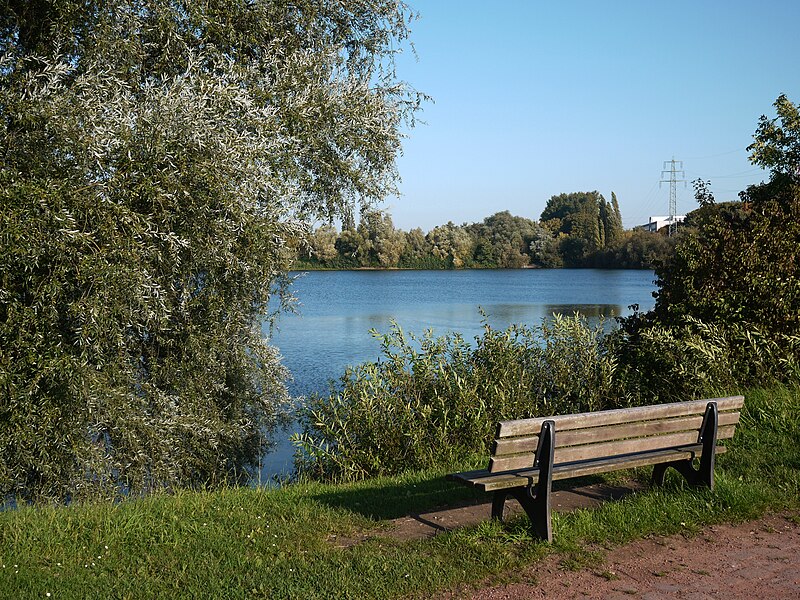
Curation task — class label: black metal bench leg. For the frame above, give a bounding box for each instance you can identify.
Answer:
[496,487,548,541]
[491,421,555,542]
[696,401,718,488]
[651,462,669,486]
[491,491,509,521]
[651,402,718,490]
[532,420,555,542]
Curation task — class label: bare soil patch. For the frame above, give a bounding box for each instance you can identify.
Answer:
[329,480,799,599]
[439,512,800,599]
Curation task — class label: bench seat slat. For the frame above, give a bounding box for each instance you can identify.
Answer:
[552,445,726,481]
[490,431,693,472]
[557,412,739,448]
[489,452,536,472]
[489,424,736,472]
[450,444,729,492]
[496,396,744,438]
[553,424,736,465]
[492,434,540,457]
[491,412,741,458]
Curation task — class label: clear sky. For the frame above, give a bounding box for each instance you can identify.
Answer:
[382,0,800,231]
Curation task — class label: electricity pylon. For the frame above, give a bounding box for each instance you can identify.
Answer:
[660,158,686,236]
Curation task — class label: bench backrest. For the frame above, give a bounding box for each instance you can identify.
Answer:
[488,396,745,473]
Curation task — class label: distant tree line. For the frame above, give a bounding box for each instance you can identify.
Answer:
[297,191,674,269]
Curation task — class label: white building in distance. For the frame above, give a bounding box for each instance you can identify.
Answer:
[637,215,686,233]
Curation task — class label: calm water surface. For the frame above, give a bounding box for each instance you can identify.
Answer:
[258,269,657,481]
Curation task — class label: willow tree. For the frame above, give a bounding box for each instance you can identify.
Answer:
[0,0,421,502]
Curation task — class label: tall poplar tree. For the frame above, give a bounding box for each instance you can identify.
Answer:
[612,192,623,232]
[541,191,607,266]
[603,192,624,246]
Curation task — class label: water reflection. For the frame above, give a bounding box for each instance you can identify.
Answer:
[543,303,623,318]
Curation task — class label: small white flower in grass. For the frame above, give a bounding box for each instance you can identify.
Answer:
[46,594,51,598]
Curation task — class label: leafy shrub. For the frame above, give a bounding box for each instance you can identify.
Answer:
[295,310,800,481]
[611,315,800,405]
[652,96,800,350]
[589,229,675,269]
[293,315,618,481]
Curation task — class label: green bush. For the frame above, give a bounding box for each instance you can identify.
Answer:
[0,1,419,502]
[295,310,800,481]
[609,95,800,404]
[293,315,618,481]
[651,96,800,351]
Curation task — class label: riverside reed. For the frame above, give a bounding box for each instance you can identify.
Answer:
[294,313,798,481]
[294,315,617,481]
[1,385,799,599]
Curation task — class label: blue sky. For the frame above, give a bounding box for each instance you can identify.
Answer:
[383,0,800,231]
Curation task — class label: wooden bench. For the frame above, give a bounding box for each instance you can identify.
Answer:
[447,396,745,542]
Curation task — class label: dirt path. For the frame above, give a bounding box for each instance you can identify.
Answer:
[439,511,800,599]
[363,482,799,599]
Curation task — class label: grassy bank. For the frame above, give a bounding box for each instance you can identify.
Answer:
[2,386,799,599]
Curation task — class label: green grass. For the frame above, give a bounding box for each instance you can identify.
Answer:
[2,385,799,599]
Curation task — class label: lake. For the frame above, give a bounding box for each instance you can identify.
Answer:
[258,269,658,481]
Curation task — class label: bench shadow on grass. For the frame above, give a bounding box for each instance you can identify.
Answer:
[303,474,484,521]
[303,471,642,522]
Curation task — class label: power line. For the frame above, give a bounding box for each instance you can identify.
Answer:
[624,181,661,227]
[683,147,748,160]
[684,167,763,180]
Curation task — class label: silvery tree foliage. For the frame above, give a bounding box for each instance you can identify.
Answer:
[0,0,421,501]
